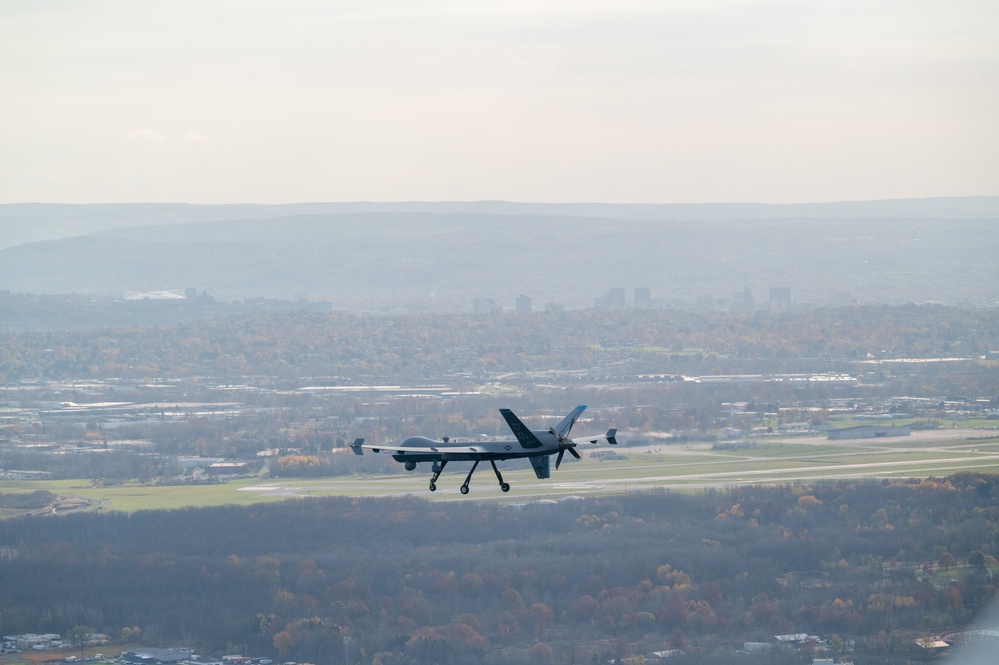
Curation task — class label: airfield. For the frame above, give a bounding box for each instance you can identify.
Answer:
[242,428,999,502]
[3,428,999,514]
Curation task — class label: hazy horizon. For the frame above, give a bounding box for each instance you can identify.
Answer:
[2,201,997,312]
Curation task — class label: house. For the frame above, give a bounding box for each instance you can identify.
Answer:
[9,634,62,650]
[774,633,818,645]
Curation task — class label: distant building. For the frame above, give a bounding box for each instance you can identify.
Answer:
[594,288,626,309]
[634,287,652,309]
[0,469,53,480]
[515,294,532,314]
[123,290,186,301]
[696,295,714,309]
[769,287,791,310]
[774,634,816,644]
[828,425,910,440]
[732,287,754,311]
[473,297,501,315]
[205,461,252,475]
[913,639,950,657]
[10,634,62,650]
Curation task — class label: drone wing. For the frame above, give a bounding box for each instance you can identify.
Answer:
[350,438,490,455]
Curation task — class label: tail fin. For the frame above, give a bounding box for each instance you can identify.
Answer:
[350,438,364,455]
[606,429,618,445]
[554,405,586,439]
[499,409,544,448]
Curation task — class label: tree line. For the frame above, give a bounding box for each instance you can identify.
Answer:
[2,304,998,383]
[0,473,996,665]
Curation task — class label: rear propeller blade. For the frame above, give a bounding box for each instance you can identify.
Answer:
[556,445,580,470]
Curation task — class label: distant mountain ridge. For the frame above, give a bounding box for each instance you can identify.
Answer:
[1,198,997,311]
[3,197,999,249]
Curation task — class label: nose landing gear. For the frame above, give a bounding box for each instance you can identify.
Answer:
[429,460,447,492]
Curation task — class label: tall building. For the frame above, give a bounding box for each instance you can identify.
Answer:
[634,287,652,309]
[769,287,791,310]
[515,294,532,314]
[473,297,501,315]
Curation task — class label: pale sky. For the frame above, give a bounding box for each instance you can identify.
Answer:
[2,0,997,204]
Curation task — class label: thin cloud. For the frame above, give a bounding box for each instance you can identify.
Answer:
[121,129,207,142]
[123,129,164,141]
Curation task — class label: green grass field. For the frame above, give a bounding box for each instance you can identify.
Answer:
[3,429,999,513]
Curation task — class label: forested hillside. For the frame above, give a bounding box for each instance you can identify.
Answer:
[1,474,996,664]
[2,200,998,308]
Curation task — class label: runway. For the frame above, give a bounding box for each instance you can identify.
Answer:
[240,428,999,501]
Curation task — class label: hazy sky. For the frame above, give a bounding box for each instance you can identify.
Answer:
[3,0,997,204]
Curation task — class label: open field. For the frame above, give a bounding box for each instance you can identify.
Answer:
[0,478,288,516]
[3,429,999,512]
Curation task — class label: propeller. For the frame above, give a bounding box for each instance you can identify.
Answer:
[555,445,581,469]
[550,426,582,469]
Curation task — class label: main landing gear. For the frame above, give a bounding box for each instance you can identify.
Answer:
[428,460,510,494]
[429,460,447,492]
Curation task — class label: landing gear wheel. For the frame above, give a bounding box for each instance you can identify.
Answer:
[489,461,509,493]
[459,461,478,496]
[428,460,447,493]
